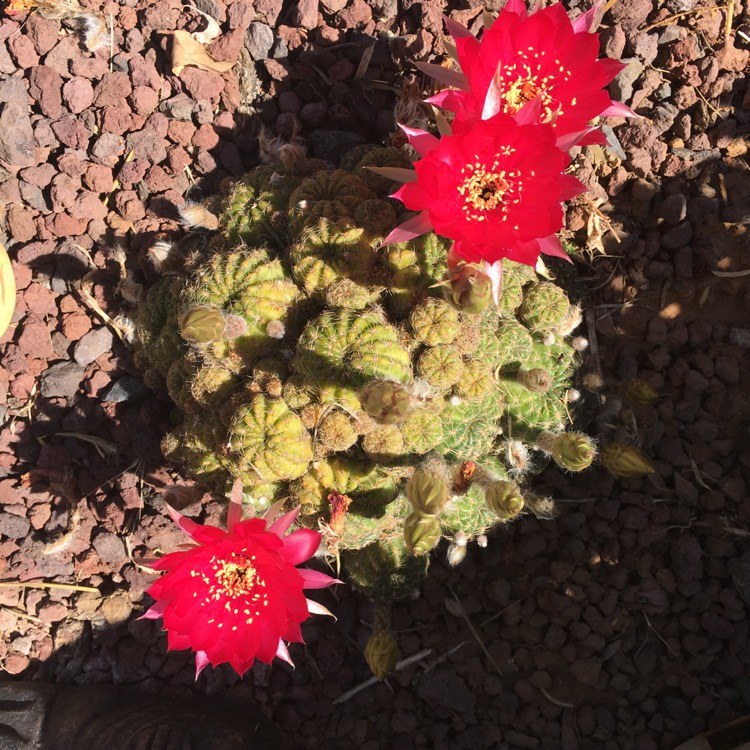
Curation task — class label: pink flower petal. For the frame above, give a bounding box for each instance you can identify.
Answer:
[262,497,286,526]
[443,13,473,38]
[481,73,503,121]
[513,96,543,125]
[275,639,295,667]
[227,477,243,532]
[281,528,321,565]
[538,234,571,261]
[482,260,504,308]
[269,506,300,538]
[382,211,433,246]
[601,101,639,118]
[137,600,168,620]
[306,598,336,619]
[503,0,528,16]
[571,2,602,33]
[299,567,341,589]
[194,650,211,680]
[398,124,440,156]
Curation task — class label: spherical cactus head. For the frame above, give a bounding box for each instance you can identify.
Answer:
[406,467,450,515]
[518,281,571,334]
[409,297,461,346]
[358,379,412,425]
[179,305,226,344]
[485,480,525,520]
[404,512,441,556]
[623,378,658,406]
[364,627,400,680]
[517,368,552,393]
[317,410,359,452]
[442,263,493,314]
[552,431,596,472]
[601,443,655,478]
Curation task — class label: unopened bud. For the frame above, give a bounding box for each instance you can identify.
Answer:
[600,443,655,479]
[404,512,441,557]
[517,368,552,393]
[179,305,226,343]
[406,468,450,515]
[536,431,596,472]
[622,378,658,406]
[446,532,468,567]
[485,481,525,520]
[442,264,493,314]
[266,320,286,339]
[358,379,412,424]
[364,628,400,680]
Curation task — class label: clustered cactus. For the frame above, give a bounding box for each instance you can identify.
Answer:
[135,144,598,610]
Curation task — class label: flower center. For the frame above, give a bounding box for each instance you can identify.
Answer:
[457,156,522,224]
[505,77,541,112]
[497,51,571,121]
[205,552,267,601]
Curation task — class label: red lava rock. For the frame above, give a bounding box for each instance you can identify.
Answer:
[26,13,59,55]
[62,77,95,114]
[129,85,159,115]
[125,129,168,162]
[192,123,220,150]
[3,653,29,675]
[60,312,92,340]
[19,163,57,188]
[167,145,191,173]
[91,133,125,166]
[18,315,53,359]
[166,120,196,147]
[143,112,170,138]
[179,68,226,103]
[144,165,173,192]
[7,205,38,243]
[328,57,354,82]
[10,372,36,401]
[44,212,88,237]
[56,151,88,178]
[117,158,149,187]
[129,56,161,89]
[69,54,108,80]
[716,44,749,73]
[0,100,36,168]
[338,0,372,28]
[228,0,254,29]
[207,28,245,61]
[51,114,91,149]
[85,368,111,396]
[254,0,283,26]
[101,104,134,135]
[94,71,133,107]
[50,173,80,211]
[294,0,319,29]
[114,190,146,221]
[82,162,113,193]
[69,190,108,221]
[118,5,138,30]
[29,66,64,119]
[38,601,69,624]
[194,147,218,173]
[8,34,40,68]
[23,282,57,317]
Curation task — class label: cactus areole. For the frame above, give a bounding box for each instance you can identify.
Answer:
[135,146,593,602]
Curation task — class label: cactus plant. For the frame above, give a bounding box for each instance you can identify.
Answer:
[134,146,593,607]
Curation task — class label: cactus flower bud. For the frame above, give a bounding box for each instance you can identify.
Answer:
[601,443,655,478]
[536,431,596,472]
[517,368,552,393]
[485,481,525,520]
[364,627,400,680]
[446,531,468,567]
[404,512,441,556]
[441,263,493,314]
[406,468,450,515]
[622,379,658,406]
[179,305,226,344]
[358,379,412,424]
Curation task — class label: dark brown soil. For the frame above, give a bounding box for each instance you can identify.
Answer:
[1,0,749,748]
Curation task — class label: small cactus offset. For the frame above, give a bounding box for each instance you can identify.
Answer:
[134,145,596,607]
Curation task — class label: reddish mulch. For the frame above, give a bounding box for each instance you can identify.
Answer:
[1,0,749,748]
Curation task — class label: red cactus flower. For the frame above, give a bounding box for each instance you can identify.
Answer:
[384,114,583,267]
[140,481,339,678]
[423,0,635,150]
